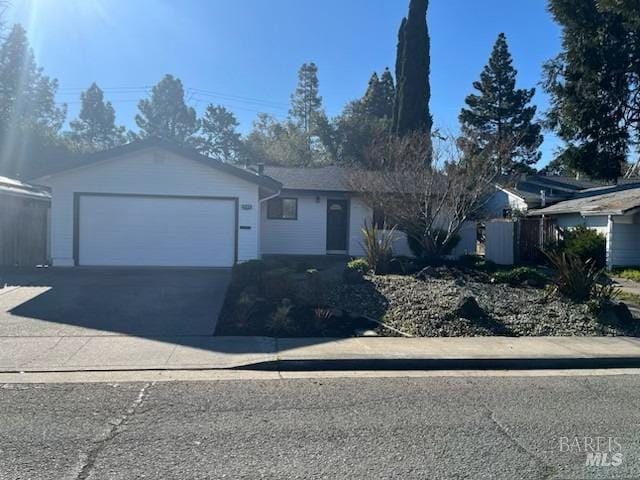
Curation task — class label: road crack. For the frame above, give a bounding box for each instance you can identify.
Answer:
[482,403,558,479]
[76,382,153,480]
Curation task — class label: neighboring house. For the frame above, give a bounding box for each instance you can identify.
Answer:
[484,175,603,218]
[0,176,51,266]
[529,184,640,268]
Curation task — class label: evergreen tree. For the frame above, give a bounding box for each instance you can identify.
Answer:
[392,0,432,139]
[544,0,638,180]
[459,33,542,174]
[0,24,66,178]
[134,74,198,145]
[361,69,395,119]
[197,104,243,162]
[379,68,396,119]
[67,83,126,152]
[289,62,323,143]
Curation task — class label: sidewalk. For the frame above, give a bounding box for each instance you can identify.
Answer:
[2,335,640,372]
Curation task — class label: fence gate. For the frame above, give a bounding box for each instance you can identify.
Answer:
[515,217,558,263]
[0,196,49,267]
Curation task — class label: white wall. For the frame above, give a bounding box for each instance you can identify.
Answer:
[348,198,372,256]
[609,220,640,267]
[38,147,261,266]
[260,194,373,256]
[260,193,327,255]
[483,189,529,218]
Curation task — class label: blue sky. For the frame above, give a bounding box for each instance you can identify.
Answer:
[7,0,562,166]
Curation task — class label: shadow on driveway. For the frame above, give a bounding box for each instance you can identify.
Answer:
[0,267,340,367]
[1,267,229,337]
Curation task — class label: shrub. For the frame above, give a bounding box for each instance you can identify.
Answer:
[266,298,295,335]
[492,267,547,287]
[360,221,396,274]
[262,267,296,301]
[230,260,269,290]
[407,229,461,259]
[233,291,257,329]
[558,225,606,269]
[587,283,621,314]
[346,258,370,274]
[297,268,326,306]
[545,251,603,302]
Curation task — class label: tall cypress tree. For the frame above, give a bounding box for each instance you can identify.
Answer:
[459,33,542,174]
[392,0,432,139]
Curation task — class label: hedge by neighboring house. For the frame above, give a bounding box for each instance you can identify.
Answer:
[529,183,640,269]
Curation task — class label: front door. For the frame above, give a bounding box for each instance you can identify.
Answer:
[326,199,349,252]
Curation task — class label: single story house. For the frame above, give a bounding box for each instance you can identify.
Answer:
[31,139,478,267]
[0,175,51,266]
[28,140,381,267]
[529,184,640,268]
[484,175,603,218]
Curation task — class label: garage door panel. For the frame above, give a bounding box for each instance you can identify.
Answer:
[78,195,236,267]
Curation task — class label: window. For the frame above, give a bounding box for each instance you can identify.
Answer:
[267,197,298,220]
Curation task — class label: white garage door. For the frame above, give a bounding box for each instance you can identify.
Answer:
[77,194,236,267]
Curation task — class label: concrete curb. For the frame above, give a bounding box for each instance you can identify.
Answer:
[241,356,640,372]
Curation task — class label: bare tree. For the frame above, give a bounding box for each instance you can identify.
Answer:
[346,132,504,258]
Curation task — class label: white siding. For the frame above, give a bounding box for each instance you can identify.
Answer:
[609,220,640,267]
[483,189,529,218]
[39,147,260,266]
[260,193,327,255]
[348,198,372,256]
[260,194,373,256]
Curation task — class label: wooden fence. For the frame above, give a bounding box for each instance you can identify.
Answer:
[485,217,558,266]
[0,195,49,267]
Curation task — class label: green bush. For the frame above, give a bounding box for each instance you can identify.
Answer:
[545,251,603,302]
[266,299,295,335]
[558,225,606,269]
[492,267,547,287]
[346,258,370,274]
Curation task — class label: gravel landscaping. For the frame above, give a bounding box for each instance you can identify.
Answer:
[328,266,640,337]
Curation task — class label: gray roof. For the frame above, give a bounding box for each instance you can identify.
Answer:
[0,176,50,201]
[262,166,354,192]
[529,184,640,216]
[31,139,282,191]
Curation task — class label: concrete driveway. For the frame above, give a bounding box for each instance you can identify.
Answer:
[0,267,231,337]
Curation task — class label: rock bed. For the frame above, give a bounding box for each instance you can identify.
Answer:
[329,274,633,337]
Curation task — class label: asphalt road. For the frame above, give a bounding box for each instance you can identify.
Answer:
[2,374,640,479]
